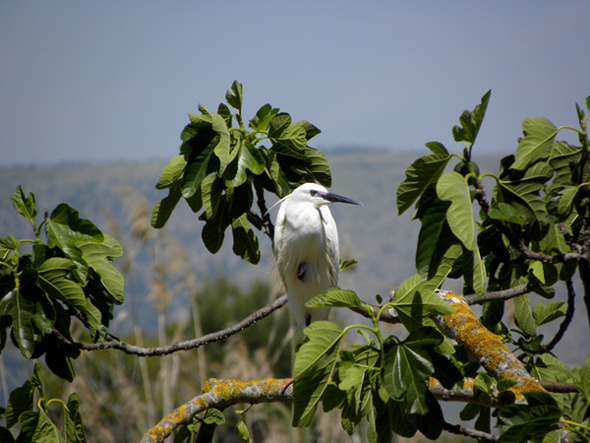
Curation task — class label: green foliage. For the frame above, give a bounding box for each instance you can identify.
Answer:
[0,187,124,380]
[292,287,458,441]
[0,364,87,442]
[152,80,331,264]
[292,91,590,441]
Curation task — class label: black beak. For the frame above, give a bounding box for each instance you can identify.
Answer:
[324,192,362,206]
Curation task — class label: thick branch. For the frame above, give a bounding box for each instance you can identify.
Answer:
[434,289,545,396]
[139,378,293,443]
[54,295,288,356]
[140,375,576,443]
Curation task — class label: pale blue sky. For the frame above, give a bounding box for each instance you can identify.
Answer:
[1,1,588,166]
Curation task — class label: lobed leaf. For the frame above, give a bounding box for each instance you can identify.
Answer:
[305,288,362,308]
[5,364,42,428]
[532,301,567,326]
[33,404,64,443]
[513,294,536,337]
[201,175,224,219]
[293,321,345,427]
[391,275,454,331]
[382,328,441,415]
[201,198,230,254]
[451,90,491,145]
[155,155,187,190]
[10,186,37,223]
[397,154,450,215]
[436,171,476,250]
[511,117,558,170]
[230,213,260,264]
[181,138,217,199]
[151,188,182,229]
[11,289,35,359]
[64,393,87,443]
[415,197,452,279]
[76,234,124,304]
[248,103,280,132]
[225,80,243,111]
[339,259,358,272]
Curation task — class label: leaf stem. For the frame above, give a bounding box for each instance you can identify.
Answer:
[561,419,590,434]
[556,125,583,135]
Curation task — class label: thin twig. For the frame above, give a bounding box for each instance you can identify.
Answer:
[540,381,579,393]
[476,186,585,263]
[541,279,576,354]
[515,245,584,264]
[558,222,583,254]
[53,295,288,356]
[352,284,535,324]
[463,284,533,305]
[254,183,274,240]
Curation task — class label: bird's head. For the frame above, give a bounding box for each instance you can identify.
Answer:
[289,183,362,209]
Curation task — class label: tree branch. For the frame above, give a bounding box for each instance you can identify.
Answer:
[351,284,536,325]
[463,284,533,305]
[429,378,503,408]
[139,378,293,443]
[540,381,579,393]
[53,294,288,357]
[442,421,498,442]
[541,279,576,354]
[140,375,576,443]
[558,222,584,254]
[475,186,585,263]
[254,183,274,240]
[434,289,545,396]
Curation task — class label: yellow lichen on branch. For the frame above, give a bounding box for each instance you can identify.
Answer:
[139,378,293,443]
[434,289,545,399]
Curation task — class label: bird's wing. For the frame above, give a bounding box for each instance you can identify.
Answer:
[273,201,288,272]
[320,206,340,287]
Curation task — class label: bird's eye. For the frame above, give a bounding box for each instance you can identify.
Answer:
[309,189,318,197]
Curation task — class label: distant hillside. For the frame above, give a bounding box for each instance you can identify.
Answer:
[1,149,588,366]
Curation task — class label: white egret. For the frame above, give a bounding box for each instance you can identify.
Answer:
[271,183,361,326]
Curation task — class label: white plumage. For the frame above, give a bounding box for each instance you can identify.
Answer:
[272,183,361,326]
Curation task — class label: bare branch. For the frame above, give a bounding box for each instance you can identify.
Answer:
[541,279,576,354]
[475,185,585,263]
[54,295,288,357]
[429,378,503,408]
[540,381,579,393]
[515,244,584,264]
[463,284,533,305]
[558,222,583,254]
[352,284,536,324]
[254,183,274,240]
[442,421,498,442]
